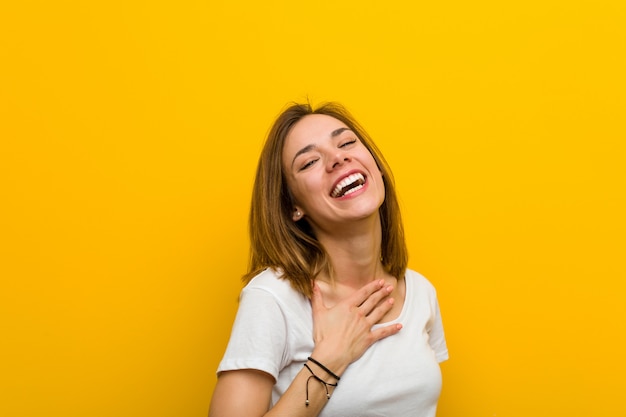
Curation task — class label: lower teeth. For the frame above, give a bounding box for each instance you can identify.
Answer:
[343,184,364,196]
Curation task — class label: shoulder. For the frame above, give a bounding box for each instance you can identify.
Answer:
[403,268,442,309]
[245,268,299,294]
[404,268,437,293]
[242,268,309,309]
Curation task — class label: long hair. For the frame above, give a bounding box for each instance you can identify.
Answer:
[244,101,408,297]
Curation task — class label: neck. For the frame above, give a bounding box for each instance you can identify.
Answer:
[314,215,388,289]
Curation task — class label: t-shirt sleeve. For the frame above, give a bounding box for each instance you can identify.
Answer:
[429,291,449,363]
[217,286,288,381]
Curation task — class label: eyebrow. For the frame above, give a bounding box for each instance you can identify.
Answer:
[291,127,353,168]
[331,127,351,137]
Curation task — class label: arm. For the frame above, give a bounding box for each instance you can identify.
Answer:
[208,279,402,417]
[209,369,273,417]
[208,364,341,417]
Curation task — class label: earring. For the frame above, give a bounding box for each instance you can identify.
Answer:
[296,211,302,217]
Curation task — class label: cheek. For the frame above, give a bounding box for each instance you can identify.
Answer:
[286,176,313,203]
[297,178,321,199]
[292,177,328,208]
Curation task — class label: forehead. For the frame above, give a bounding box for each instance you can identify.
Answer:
[284,114,349,149]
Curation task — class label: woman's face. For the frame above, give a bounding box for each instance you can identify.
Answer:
[282,114,385,233]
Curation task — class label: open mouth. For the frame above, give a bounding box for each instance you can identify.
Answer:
[330,173,366,198]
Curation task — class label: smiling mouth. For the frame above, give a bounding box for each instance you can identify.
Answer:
[331,173,366,198]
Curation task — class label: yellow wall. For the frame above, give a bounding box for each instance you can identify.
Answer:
[1,1,624,416]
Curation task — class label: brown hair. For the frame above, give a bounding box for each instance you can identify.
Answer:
[244,101,408,297]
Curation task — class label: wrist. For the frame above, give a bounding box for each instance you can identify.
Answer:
[307,356,341,381]
[306,353,346,381]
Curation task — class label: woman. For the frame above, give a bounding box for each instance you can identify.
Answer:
[209,102,448,417]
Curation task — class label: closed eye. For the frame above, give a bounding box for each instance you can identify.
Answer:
[299,158,319,171]
[340,139,357,148]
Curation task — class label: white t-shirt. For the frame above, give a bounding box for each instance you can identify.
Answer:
[217,268,449,417]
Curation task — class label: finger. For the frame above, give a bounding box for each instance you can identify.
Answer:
[357,284,394,315]
[310,282,325,315]
[370,322,403,343]
[364,296,395,324]
[352,279,386,307]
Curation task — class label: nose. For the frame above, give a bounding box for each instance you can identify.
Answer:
[327,151,351,171]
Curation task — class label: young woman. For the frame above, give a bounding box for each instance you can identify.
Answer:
[209,102,448,417]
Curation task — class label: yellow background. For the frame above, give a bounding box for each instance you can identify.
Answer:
[1,1,625,416]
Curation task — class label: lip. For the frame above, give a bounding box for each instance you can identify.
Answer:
[329,169,368,198]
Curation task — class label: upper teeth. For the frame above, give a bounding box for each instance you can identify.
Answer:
[332,173,365,197]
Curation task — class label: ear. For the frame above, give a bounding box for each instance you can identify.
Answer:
[292,207,304,222]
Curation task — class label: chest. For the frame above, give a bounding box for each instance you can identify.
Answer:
[322,332,443,417]
[318,277,407,324]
